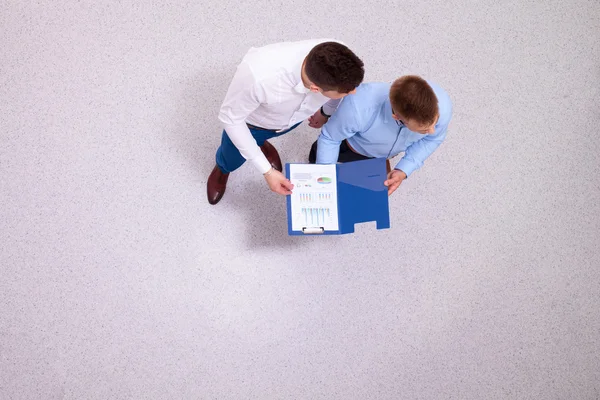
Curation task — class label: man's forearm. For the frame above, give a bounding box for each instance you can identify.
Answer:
[222,123,271,173]
[315,134,342,164]
[394,158,418,177]
[394,137,443,177]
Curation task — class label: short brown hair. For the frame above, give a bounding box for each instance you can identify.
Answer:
[390,76,438,125]
[304,42,364,93]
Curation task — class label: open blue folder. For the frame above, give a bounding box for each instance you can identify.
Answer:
[285,158,390,235]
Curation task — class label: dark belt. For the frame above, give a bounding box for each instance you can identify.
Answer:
[345,140,393,172]
[344,140,366,156]
[247,122,301,134]
[246,123,276,132]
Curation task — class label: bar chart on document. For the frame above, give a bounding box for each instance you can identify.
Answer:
[289,164,340,232]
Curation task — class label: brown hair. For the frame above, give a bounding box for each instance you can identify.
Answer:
[304,42,364,93]
[390,76,438,125]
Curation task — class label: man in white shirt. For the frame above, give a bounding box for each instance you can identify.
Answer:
[207,39,364,205]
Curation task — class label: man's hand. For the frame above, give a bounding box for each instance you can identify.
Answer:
[308,109,328,128]
[384,169,407,196]
[264,169,294,195]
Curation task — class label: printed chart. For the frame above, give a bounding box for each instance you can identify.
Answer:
[289,164,339,231]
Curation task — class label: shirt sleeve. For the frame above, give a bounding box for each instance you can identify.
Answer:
[321,98,342,116]
[316,98,359,164]
[394,120,450,177]
[218,62,271,174]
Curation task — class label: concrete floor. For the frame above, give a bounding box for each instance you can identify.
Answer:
[1,0,599,399]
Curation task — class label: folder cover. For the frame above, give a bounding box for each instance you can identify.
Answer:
[285,158,390,235]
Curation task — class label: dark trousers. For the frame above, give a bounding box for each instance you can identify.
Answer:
[216,123,301,174]
[308,140,373,164]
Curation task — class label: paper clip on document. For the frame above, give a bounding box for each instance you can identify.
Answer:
[301,227,324,235]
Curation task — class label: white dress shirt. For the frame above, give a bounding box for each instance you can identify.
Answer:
[218,39,342,174]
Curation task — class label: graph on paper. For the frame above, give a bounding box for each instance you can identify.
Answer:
[289,164,339,231]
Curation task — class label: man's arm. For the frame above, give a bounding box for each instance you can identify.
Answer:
[315,99,359,164]
[218,63,294,195]
[218,63,271,174]
[385,119,450,195]
[395,97,452,177]
[394,130,447,177]
[308,98,342,128]
[321,98,342,116]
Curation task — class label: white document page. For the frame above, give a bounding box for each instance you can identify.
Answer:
[289,164,339,231]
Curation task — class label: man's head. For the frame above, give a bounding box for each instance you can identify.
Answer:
[303,42,364,99]
[390,75,439,134]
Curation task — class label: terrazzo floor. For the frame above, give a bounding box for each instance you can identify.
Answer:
[1,1,599,399]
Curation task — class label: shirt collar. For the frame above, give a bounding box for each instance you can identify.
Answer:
[294,81,310,94]
[383,99,395,124]
[293,61,310,94]
[383,99,408,129]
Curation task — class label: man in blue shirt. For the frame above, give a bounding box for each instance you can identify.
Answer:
[309,75,452,195]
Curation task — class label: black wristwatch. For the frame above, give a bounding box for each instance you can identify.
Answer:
[320,106,331,118]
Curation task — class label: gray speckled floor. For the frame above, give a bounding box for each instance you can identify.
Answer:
[1,1,600,399]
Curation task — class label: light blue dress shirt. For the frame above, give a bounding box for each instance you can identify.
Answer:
[316,81,452,176]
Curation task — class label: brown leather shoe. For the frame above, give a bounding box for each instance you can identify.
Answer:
[207,165,229,205]
[260,141,282,172]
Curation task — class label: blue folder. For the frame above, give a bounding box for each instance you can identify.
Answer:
[285,158,390,235]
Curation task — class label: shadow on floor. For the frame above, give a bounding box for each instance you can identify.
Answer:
[226,180,315,250]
